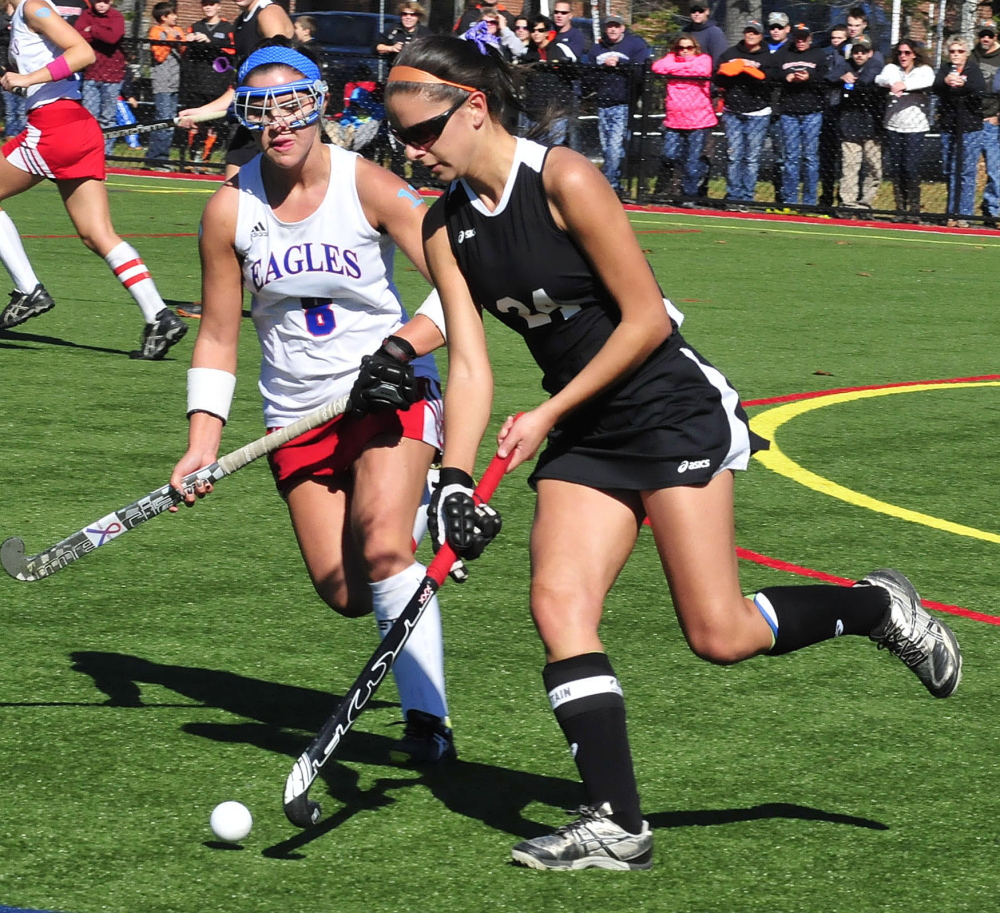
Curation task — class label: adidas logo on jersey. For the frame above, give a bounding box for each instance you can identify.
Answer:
[457,228,476,244]
[250,221,268,239]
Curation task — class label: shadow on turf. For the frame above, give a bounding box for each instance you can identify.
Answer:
[69,651,889,856]
[0,327,132,356]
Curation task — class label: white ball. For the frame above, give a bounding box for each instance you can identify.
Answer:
[210,801,253,842]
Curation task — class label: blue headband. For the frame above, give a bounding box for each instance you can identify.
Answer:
[238,46,322,84]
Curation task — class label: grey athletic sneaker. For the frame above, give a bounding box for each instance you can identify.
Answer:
[859,568,962,698]
[390,709,456,764]
[511,803,653,871]
[0,284,55,330]
[129,308,188,360]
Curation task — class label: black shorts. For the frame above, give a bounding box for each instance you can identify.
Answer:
[529,335,768,492]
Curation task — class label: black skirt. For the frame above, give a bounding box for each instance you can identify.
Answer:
[529,333,768,491]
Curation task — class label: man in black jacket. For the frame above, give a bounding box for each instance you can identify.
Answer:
[715,19,777,204]
[774,23,828,205]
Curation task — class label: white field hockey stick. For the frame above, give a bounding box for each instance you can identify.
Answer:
[283,446,513,828]
[1,394,351,582]
[101,110,223,140]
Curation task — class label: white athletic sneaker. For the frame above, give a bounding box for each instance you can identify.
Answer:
[511,803,653,871]
[859,568,962,698]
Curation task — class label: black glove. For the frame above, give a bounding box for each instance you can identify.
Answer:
[428,467,503,571]
[349,335,418,416]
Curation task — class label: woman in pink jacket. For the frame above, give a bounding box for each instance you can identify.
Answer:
[650,35,717,200]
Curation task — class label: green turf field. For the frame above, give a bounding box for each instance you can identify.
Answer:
[1,176,999,913]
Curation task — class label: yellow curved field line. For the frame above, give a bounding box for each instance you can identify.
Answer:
[749,381,1000,544]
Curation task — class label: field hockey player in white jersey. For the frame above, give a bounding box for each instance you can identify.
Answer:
[0,0,186,359]
[384,35,963,870]
[169,40,459,763]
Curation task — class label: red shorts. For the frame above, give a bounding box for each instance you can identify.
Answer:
[268,386,443,497]
[2,100,105,181]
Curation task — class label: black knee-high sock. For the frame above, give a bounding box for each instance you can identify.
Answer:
[752,584,890,655]
[542,652,643,834]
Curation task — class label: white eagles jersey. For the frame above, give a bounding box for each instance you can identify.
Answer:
[8,0,82,109]
[235,145,439,427]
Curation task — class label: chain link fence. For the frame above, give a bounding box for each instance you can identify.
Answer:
[2,40,997,226]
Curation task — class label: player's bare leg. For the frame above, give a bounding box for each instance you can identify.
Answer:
[0,158,51,329]
[643,470,773,663]
[644,469,960,694]
[59,178,185,358]
[512,480,652,871]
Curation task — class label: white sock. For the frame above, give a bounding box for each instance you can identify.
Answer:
[104,241,165,323]
[0,210,40,292]
[409,468,435,551]
[370,562,448,720]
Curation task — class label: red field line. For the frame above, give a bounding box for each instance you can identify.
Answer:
[744,374,1000,408]
[737,375,1000,625]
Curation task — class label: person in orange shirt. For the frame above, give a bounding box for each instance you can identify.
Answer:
[145,0,185,168]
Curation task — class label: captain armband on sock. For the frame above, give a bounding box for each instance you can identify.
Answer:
[45,56,73,82]
[187,367,236,425]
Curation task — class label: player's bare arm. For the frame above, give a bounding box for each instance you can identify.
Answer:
[168,186,244,501]
[496,149,673,468]
[423,203,493,475]
[356,157,445,356]
[542,146,671,417]
[0,0,94,92]
[258,3,294,39]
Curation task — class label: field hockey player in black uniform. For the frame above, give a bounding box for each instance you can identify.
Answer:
[383,35,964,873]
[176,0,294,178]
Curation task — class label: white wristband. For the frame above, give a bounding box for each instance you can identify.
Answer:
[414,288,446,342]
[187,367,236,424]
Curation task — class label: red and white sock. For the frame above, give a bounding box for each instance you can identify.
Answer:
[104,241,165,323]
[0,210,41,293]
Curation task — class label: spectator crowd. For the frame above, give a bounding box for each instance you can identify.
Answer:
[3,0,999,225]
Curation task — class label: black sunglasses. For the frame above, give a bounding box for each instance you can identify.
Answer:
[391,96,467,149]
[531,25,547,31]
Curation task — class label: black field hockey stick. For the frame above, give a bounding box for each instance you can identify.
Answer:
[1,394,351,582]
[283,446,513,828]
[101,110,222,140]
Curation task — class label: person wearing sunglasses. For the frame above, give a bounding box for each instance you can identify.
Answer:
[934,39,986,227]
[171,39,460,766]
[471,10,527,61]
[376,1,433,64]
[972,22,1000,227]
[681,2,726,66]
[511,15,531,52]
[518,15,572,145]
[712,19,776,205]
[875,40,934,221]
[385,33,960,872]
[650,33,715,202]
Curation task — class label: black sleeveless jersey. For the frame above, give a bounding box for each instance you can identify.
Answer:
[442,138,679,400]
[441,139,763,490]
[234,0,272,61]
